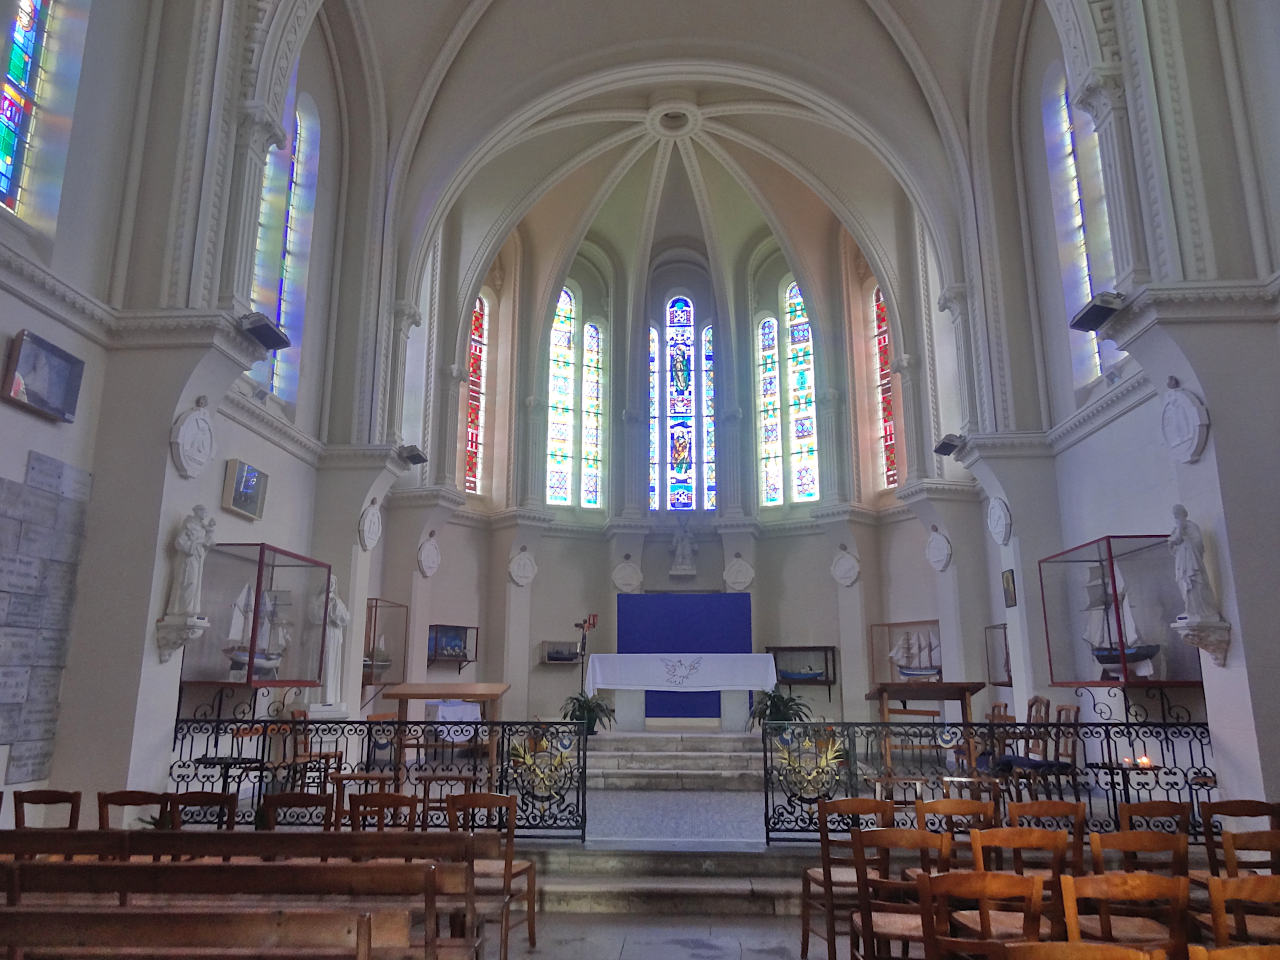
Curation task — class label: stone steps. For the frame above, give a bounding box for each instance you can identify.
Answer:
[585,731,764,790]
[585,768,763,791]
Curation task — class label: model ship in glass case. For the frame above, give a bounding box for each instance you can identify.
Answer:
[888,627,941,681]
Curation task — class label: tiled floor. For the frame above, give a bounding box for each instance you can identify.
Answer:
[486,913,821,960]
[586,789,765,845]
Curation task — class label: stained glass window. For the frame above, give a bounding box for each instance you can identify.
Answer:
[581,322,602,508]
[0,0,50,211]
[701,326,716,511]
[874,287,898,488]
[758,282,821,506]
[649,326,659,510]
[545,288,576,505]
[464,297,487,493]
[785,282,819,501]
[249,101,318,404]
[666,296,696,511]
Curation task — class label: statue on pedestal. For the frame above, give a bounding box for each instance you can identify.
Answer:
[1168,504,1221,623]
[165,505,216,617]
[310,576,350,704]
[669,521,696,577]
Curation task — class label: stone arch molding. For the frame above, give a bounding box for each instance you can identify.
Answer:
[1042,0,1118,93]
[252,0,325,136]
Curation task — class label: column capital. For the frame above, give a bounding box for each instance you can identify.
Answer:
[1073,65,1127,126]
[937,283,968,322]
[238,100,287,153]
[394,300,423,339]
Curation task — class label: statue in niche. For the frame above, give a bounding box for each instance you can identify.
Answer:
[670,520,696,576]
[310,575,350,704]
[1168,504,1222,623]
[165,505,216,617]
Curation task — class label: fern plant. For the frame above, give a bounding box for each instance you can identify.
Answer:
[749,685,813,728]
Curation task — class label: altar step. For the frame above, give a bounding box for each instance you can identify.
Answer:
[585,731,764,791]
[521,844,806,916]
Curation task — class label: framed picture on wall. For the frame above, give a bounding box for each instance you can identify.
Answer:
[1002,568,1017,608]
[221,459,269,521]
[1,329,85,423]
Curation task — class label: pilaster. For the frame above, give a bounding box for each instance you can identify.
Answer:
[937,284,977,435]
[217,103,287,316]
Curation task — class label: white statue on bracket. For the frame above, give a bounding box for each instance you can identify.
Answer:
[310,575,350,705]
[155,504,216,662]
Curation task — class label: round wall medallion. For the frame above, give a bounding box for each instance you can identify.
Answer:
[1160,378,1209,464]
[508,550,538,587]
[986,498,1012,546]
[926,527,953,573]
[416,536,441,578]
[611,560,643,593]
[358,498,383,552]
[170,398,216,479]
[831,549,861,587]
[723,556,755,592]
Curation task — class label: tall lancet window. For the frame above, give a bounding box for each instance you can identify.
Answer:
[648,297,715,511]
[250,99,319,404]
[463,297,488,493]
[874,287,898,488]
[757,282,821,505]
[0,0,52,212]
[545,288,605,508]
[1045,75,1123,390]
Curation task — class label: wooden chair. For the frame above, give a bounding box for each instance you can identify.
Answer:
[915,797,997,868]
[415,771,481,828]
[849,827,952,960]
[349,791,419,831]
[1223,832,1280,877]
[970,826,1070,937]
[1062,872,1189,954]
[289,709,344,792]
[1010,945,1168,960]
[1199,874,1280,946]
[1190,948,1280,960]
[96,790,174,830]
[13,789,81,828]
[1202,804,1280,878]
[919,869,1044,960]
[329,772,396,827]
[1009,800,1087,874]
[171,790,238,830]
[1119,802,1192,834]
[424,860,486,960]
[260,790,335,830]
[801,796,894,960]
[1090,830,1189,877]
[446,791,532,960]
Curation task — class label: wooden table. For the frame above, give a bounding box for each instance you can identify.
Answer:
[381,683,511,791]
[866,680,986,775]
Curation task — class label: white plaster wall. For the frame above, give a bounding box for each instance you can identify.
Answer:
[528,534,608,721]
[420,521,484,683]
[878,515,937,622]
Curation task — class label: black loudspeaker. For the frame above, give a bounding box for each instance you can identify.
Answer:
[239,312,291,351]
[933,433,965,457]
[1069,291,1126,332]
[397,444,428,465]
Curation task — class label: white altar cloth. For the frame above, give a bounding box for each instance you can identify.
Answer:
[585,653,778,696]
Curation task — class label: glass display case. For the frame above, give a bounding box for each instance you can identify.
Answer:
[867,620,943,685]
[1039,535,1201,686]
[180,543,330,686]
[363,598,408,687]
[985,624,1011,687]
[426,624,477,673]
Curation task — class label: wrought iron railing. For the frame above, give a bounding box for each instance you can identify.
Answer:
[762,719,1215,842]
[170,716,586,839]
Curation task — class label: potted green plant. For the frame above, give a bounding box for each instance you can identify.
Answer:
[749,685,813,729]
[561,690,615,735]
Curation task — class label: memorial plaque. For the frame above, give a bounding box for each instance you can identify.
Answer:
[0,555,41,595]
[24,453,64,495]
[0,592,7,624]
[0,478,22,520]
[32,631,67,667]
[40,561,75,600]
[24,667,60,702]
[54,497,86,535]
[5,593,41,627]
[0,627,36,665]
[0,517,18,553]
[0,704,20,743]
[60,464,92,502]
[47,530,79,564]
[0,667,30,703]
[18,699,58,741]
[18,522,54,560]
[18,486,59,529]
[6,738,54,784]
[39,594,72,631]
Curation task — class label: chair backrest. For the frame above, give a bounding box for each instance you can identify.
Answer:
[1189,947,1280,960]
[1053,706,1081,765]
[970,826,1069,877]
[853,827,952,902]
[96,791,174,830]
[348,791,418,831]
[815,796,894,889]
[1062,872,1189,953]
[1009,944,1167,960]
[1205,874,1280,947]
[1118,801,1192,834]
[916,797,996,866]
[919,869,1044,960]
[1202,801,1280,876]
[1223,830,1280,877]
[1009,800,1087,873]
[1026,696,1051,760]
[446,791,517,890]
[260,791,334,830]
[171,791,237,830]
[14,789,81,828]
[987,702,1014,723]
[1089,829,1188,876]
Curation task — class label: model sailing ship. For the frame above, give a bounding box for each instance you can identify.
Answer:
[222,584,289,679]
[1082,564,1158,678]
[889,629,941,681]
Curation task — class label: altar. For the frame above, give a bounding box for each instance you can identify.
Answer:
[586,653,778,731]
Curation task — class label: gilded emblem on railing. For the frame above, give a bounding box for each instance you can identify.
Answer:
[771,729,847,803]
[508,729,578,803]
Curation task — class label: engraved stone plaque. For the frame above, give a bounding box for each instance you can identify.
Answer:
[54,497,86,535]
[24,452,63,495]
[0,555,42,594]
[0,667,31,703]
[40,561,75,600]
[0,592,8,624]
[4,593,40,627]
[0,704,20,744]
[59,463,92,502]
[18,486,58,528]
[18,522,54,560]
[0,627,36,665]
[0,517,18,553]
[18,699,58,741]
[40,594,71,631]
[24,666,60,702]
[0,478,23,520]
[6,738,54,784]
[32,631,67,667]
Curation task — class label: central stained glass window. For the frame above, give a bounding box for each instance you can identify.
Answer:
[650,297,715,511]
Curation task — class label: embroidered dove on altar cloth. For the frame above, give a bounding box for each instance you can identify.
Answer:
[661,656,704,686]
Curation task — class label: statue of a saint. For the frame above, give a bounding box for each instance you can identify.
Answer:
[1168,504,1221,622]
[165,505,216,617]
[670,522,696,575]
[310,576,350,703]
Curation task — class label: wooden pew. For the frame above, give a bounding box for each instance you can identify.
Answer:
[0,828,128,861]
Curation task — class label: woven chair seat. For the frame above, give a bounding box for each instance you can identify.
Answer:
[1075,914,1173,943]
[953,908,1054,939]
